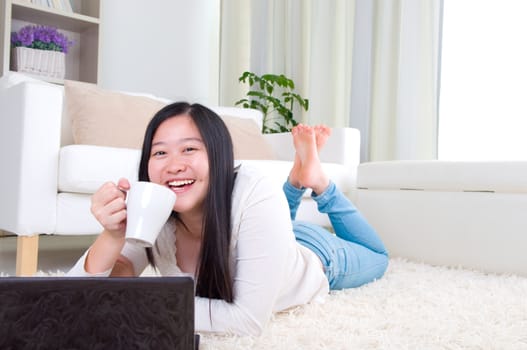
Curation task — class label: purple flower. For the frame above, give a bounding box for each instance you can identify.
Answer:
[15,26,35,46]
[11,32,19,44]
[35,26,51,43]
[11,25,74,54]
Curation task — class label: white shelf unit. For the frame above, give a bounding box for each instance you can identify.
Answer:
[0,0,100,83]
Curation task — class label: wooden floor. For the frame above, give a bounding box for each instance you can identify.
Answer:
[0,234,96,276]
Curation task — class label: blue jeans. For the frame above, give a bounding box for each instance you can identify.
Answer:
[284,180,389,290]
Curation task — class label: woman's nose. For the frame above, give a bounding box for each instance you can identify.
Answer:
[166,157,186,173]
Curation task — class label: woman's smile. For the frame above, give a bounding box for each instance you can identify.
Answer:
[168,178,196,192]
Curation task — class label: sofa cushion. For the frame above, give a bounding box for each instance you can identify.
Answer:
[64,80,168,149]
[59,145,141,193]
[59,145,350,196]
[357,160,527,193]
[63,80,275,160]
[222,116,275,160]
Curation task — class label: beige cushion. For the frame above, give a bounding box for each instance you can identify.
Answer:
[222,115,275,160]
[64,80,275,159]
[64,80,167,149]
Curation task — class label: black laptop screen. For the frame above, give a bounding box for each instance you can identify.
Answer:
[0,276,195,350]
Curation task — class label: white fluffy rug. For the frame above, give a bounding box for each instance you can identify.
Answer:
[199,258,527,350]
[9,258,527,349]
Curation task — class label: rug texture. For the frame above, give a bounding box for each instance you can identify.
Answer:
[199,258,527,350]
[10,258,527,350]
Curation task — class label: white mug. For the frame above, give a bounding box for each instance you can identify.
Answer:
[125,181,177,247]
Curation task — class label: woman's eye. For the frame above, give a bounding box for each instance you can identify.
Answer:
[152,150,166,156]
[183,147,196,153]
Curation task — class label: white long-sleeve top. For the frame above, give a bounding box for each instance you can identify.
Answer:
[68,163,329,336]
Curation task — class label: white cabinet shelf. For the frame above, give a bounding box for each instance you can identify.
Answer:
[1,0,100,83]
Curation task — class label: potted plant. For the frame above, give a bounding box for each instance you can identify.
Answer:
[10,25,74,79]
[235,71,309,134]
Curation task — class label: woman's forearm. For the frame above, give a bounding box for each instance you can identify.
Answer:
[84,230,126,274]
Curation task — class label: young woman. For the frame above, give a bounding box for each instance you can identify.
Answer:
[68,102,388,336]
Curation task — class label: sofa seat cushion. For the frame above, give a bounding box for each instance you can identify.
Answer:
[236,160,353,196]
[56,193,102,234]
[59,145,141,193]
[357,160,527,193]
[58,145,352,197]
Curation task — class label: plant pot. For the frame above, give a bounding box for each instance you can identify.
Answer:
[10,47,65,79]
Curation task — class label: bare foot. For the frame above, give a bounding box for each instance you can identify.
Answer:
[289,124,330,194]
[288,126,304,188]
[288,152,303,189]
[314,125,331,151]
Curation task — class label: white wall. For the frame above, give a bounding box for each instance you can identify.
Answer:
[99,0,220,105]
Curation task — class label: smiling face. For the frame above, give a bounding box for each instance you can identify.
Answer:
[147,115,209,217]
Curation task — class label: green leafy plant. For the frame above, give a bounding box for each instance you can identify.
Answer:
[235,71,309,134]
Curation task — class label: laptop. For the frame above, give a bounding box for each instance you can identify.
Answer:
[0,276,198,350]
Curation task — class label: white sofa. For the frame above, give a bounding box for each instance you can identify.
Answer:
[0,75,360,276]
[354,160,527,277]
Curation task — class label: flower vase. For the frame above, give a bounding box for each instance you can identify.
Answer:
[10,47,66,79]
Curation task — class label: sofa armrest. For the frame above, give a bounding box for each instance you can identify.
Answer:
[262,132,295,161]
[263,127,361,188]
[0,81,64,235]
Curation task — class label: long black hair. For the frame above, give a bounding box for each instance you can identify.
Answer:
[139,102,235,302]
